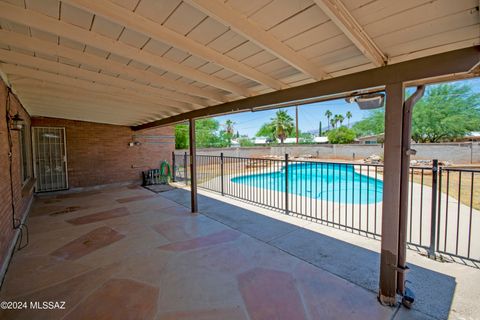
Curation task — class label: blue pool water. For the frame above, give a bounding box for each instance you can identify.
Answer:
[231,162,383,204]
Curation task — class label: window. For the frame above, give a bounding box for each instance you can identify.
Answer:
[19,124,31,183]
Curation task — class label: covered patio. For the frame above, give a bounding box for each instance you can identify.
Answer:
[1,184,479,319]
[0,0,479,319]
[0,185,395,320]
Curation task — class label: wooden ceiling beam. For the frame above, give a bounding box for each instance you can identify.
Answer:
[132,46,480,130]
[11,78,174,114]
[312,0,387,67]
[11,78,181,115]
[0,30,226,103]
[19,94,165,118]
[20,98,163,122]
[0,49,196,110]
[185,0,327,80]
[25,103,153,126]
[63,0,286,91]
[0,64,188,114]
[13,83,176,117]
[0,1,251,97]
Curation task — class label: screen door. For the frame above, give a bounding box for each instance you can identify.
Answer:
[32,127,68,192]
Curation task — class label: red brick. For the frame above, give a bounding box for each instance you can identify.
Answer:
[31,117,174,188]
[0,79,33,270]
[0,77,174,274]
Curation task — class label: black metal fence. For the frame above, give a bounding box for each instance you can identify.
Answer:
[172,152,479,265]
[436,167,480,264]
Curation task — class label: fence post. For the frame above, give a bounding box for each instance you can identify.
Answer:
[220,152,224,196]
[429,159,439,258]
[285,154,289,215]
[184,152,188,186]
[172,152,176,182]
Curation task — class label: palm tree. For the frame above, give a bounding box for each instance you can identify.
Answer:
[224,119,235,135]
[325,110,332,130]
[336,114,345,126]
[271,110,294,144]
[330,118,337,129]
[222,120,235,147]
[346,111,352,127]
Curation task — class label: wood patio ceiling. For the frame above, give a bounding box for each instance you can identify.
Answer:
[0,0,478,126]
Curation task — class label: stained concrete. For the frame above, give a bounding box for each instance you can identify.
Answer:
[164,186,480,320]
[1,185,399,320]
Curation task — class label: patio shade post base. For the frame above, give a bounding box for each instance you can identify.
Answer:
[378,292,398,307]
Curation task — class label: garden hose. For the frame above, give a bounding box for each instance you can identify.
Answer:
[160,161,171,179]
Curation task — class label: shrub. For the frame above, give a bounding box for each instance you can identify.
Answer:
[239,138,254,147]
[327,126,356,144]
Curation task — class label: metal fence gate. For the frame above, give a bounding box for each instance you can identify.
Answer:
[32,127,68,192]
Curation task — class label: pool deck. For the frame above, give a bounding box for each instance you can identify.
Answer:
[196,169,480,264]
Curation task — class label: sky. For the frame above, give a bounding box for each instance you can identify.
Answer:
[214,78,480,138]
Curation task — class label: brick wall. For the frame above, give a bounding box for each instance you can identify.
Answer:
[31,117,174,188]
[0,79,34,275]
[1,77,174,278]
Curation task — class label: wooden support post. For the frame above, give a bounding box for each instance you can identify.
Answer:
[220,152,224,196]
[428,159,439,258]
[295,105,299,144]
[379,82,404,305]
[172,151,176,182]
[379,84,425,304]
[398,85,425,294]
[285,154,289,214]
[189,118,198,213]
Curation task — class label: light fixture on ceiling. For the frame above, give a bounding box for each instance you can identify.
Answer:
[251,87,385,113]
[346,93,385,110]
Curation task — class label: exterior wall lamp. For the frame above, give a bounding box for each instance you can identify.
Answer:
[128,141,141,147]
[8,112,24,131]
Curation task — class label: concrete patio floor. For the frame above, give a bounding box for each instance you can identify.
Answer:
[0,185,477,319]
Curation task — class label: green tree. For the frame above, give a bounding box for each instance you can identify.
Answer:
[195,118,224,148]
[175,123,189,149]
[330,117,337,129]
[325,110,332,130]
[352,109,385,137]
[175,118,230,149]
[255,122,275,140]
[351,83,480,142]
[222,120,235,147]
[218,130,232,147]
[411,84,480,142]
[346,111,352,127]
[224,120,235,134]
[271,110,294,143]
[336,114,345,126]
[327,127,356,144]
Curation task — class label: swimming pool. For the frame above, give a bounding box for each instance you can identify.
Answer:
[231,162,383,204]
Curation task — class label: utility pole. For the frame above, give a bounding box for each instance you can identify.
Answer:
[319,121,322,136]
[295,105,299,144]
